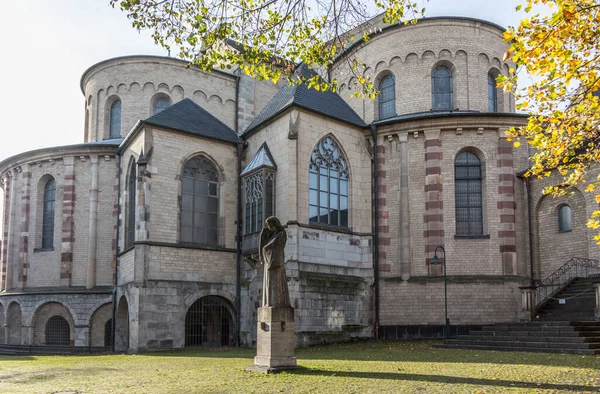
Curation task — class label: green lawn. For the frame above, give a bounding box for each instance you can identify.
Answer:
[0,341,598,393]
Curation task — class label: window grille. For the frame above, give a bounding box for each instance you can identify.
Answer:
[104,319,113,347]
[185,297,232,347]
[379,75,395,119]
[455,151,483,236]
[125,163,136,248]
[180,156,219,245]
[45,316,70,346]
[488,73,498,112]
[109,100,122,138]
[558,205,572,232]
[432,67,453,110]
[244,171,275,234]
[41,178,55,249]
[309,136,349,227]
[152,98,170,115]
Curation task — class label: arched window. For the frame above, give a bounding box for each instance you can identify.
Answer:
[432,66,453,110]
[488,73,498,112]
[309,136,349,227]
[185,297,233,347]
[104,319,113,347]
[45,316,70,346]
[378,75,395,119]
[455,151,483,236]
[109,100,122,138]
[152,98,171,115]
[125,163,136,249]
[558,205,572,232]
[41,178,56,249]
[181,156,219,245]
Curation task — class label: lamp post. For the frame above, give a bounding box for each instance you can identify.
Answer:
[431,246,449,339]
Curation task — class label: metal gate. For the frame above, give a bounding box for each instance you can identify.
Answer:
[104,319,113,347]
[45,316,70,345]
[185,297,232,347]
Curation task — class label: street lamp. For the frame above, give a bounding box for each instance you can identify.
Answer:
[431,246,449,339]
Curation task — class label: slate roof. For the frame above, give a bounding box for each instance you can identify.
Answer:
[243,64,366,135]
[241,142,277,176]
[142,98,241,144]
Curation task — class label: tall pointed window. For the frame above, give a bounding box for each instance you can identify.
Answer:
[109,100,122,138]
[125,163,136,249]
[152,98,171,115]
[41,178,56,249]
[378,75,395,119]
[309,136,349,227]
[432,66,453,110]
[488,73,498,112]
[455,151,483,236]
[242,143,277,235]
[181,156,219,245]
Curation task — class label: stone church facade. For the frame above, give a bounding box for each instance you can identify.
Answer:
[0,17,598,352]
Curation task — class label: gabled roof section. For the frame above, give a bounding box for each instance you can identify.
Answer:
[243,64,366,135]
[241,142,277,176]
[142,98,241,144]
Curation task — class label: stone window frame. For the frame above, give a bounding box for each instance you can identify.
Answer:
[150,93,172,116]
[308,134,350,228]
[454,148,486,237]
[105,95,122,139]
[431,62,454,110]
[124,158,137,250]
[35,174,59,252]
[557,204,572,233]
[178,154,222,246]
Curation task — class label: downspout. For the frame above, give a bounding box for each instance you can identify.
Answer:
[526,176,535,286]
[371,124,380,340]
[234,73,242,347]
[111,153,122,352]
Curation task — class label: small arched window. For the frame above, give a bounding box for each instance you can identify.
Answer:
[152,98,171,115]
[558,205,572,232]
[378,75,395,119]
[455,151,483,236]
[109,100,122,138]
[41,178,56,249]
[45,316,70,346]
[309,136,349,227]
[488,73,498,112]
[181,156,219,245]
[125,162,136,248]
[432,66,453,110]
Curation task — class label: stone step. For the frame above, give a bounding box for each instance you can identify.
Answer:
[445,339,600,350]
[457,335,600,343]
[471,329,600,338]
[434,343,599,355]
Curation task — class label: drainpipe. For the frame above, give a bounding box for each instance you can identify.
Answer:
[86,156,99,289]
[371,124,380,340]
[111,153,122,352]
[526,176,534,287]
[234,73,242,346]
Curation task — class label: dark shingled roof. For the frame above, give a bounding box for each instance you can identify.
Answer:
[244,64,366,135]
[142,98,241,144]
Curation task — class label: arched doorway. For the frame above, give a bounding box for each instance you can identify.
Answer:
[185,296,234,347]
[104,319,113,347]
[7,303,22,345]
[32,302,75,346]
[115,296,129,352]
[45,316,70,345]
[89,303,112,347]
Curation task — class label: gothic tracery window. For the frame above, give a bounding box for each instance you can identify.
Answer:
[152,97,171,115]
[309,136,349,227]
[455,151,483,236]
[180,156,219,245]
[244,172,275,234]
[125,162,136,249]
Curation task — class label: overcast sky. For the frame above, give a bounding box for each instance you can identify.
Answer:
[0,0,530,164]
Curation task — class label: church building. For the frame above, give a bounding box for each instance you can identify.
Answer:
[0,16,598,352]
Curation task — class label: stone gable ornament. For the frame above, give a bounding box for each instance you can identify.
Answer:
[246,216,300,373]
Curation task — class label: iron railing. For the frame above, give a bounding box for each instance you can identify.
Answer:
[535,257,600,308]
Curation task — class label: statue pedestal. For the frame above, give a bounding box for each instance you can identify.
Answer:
[246,306,300,374]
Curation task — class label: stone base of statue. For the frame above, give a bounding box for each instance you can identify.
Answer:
[245,306,301,374]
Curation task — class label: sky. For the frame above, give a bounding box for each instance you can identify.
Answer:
[0,0,531,164]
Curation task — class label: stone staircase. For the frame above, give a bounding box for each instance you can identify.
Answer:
[435,276,600,355]
[0,344,110,356]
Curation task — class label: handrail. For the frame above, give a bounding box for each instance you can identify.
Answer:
[534,257,600,308]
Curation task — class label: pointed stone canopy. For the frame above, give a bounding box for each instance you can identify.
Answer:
[243,64,366,134]
[241,142,277,176]
[141,98,242,144]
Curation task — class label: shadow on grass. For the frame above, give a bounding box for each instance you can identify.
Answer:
[289,369,599,392]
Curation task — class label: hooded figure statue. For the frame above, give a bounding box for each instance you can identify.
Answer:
[259,216,290,307]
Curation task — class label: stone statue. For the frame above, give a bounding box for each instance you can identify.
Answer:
[259,216,290,307]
